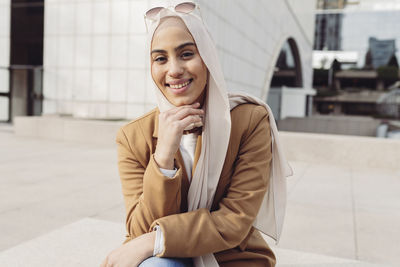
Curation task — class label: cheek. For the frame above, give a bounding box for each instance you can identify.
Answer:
[151,64,163,85]
[191,59,207,83]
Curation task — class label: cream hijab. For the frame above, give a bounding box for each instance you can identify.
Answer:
[146,7,293,267]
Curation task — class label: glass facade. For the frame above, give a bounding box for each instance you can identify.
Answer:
[314,9,400,68]
[341,10,400,68]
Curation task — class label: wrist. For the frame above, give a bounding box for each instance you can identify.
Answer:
[154,152,174,170]
[144,231,156,258]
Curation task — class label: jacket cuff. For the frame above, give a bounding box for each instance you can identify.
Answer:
[159,167,178,178]
[153,225,165,256]
[142,154,182,217]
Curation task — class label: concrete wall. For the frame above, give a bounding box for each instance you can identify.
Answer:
[285,0,316,47]
[278,115,381,137]
[0,0,10,121]
[268,87,316,120]
[14,115,400,171]
[14,115,124,145]
[42,0,316,120]
[197,0,315,100]
[280,131,400,171]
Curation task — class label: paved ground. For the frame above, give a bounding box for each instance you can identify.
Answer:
[0,124,399,266]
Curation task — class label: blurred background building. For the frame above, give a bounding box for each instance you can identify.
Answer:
[298,0,400,138]
[3,0,399,138]
[0,0,317,129]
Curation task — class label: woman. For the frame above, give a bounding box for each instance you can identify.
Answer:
[101,2,292,267]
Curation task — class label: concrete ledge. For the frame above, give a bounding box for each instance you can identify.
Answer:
[13,116,400,171]
[274,248,383,266]
[0,218,385,267]
[0,218,125,267]
[278,115,381,137]
[14,116,126,146]
[281,131,400,171]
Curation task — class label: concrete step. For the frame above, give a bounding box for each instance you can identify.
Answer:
[0,122,14,133]
[274,248,385,267]
[0,218,389,267]
[0,218,124,267]
[13,116,125,145]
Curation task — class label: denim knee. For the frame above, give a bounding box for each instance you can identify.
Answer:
[138,256,192,267]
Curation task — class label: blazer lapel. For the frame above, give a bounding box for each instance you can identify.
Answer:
[175,150,189,212]
[192,134,202,177]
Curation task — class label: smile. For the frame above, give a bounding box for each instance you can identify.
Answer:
[167,78,193,88]
[166,79,193,94]
[170,80,191,89]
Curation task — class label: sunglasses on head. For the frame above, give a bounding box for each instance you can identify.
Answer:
[144,2,202,31]
[145,2,199,20]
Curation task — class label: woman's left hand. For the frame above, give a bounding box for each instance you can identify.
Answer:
[100,231,156,267]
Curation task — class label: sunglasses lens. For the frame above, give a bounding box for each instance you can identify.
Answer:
[145,7,163,19]
[175,2,196,13]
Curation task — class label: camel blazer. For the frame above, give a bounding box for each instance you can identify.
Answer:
[116,103,276,266]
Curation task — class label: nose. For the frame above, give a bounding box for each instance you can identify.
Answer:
[167,58,184,78]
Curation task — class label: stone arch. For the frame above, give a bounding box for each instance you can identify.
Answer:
[261,36,303,101]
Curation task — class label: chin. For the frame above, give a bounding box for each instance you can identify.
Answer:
[170,98,194,107]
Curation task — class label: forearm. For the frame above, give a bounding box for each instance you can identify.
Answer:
[101,231,156,267]
[151,186,266,258]
[124,156,182,238]
[135,231,157,259]
[142,154,182,216]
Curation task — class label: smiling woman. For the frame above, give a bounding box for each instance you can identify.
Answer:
[150,18,208,107]
[101,2,292,267]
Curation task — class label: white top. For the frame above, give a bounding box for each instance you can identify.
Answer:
[153,133,199,256]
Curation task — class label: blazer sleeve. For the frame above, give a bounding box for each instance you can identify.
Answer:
[150,105,272,257]
[116,127,183,239]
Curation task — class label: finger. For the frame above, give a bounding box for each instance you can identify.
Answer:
[178,114,203,130]
[100,258,107,267]
[173,107,204,121]
[160,107,203,124]
[164,102,200,115]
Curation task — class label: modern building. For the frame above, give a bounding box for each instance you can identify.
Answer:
[366,37,397,69]
[312,0,400,117]
[0,0,316,123]
[314,13,343,50]
[314,0,400,69]
[316,0,348,10]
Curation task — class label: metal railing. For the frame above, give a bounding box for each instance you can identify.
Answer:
[0,65,43,122]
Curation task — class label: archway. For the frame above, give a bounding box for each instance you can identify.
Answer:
[270,38,303,88]
[267,38,305,121]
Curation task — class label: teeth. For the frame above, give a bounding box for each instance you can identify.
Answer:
[170,80,190,89]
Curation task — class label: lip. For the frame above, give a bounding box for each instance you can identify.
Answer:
[167,78,192,86]
[166,78,193,95]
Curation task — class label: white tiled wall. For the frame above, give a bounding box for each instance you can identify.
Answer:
[0,0,10,120]
[199,0,315,101]
[43,0,151,119]
[0,0,10,86]
[43,0,315,120]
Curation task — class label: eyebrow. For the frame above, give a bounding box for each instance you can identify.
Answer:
[151,42,196,55]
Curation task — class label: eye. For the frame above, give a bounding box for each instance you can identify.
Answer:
[154,56,167,63]
[181,51,194,59]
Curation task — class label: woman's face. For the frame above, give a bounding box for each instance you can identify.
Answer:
[151,17,208,107]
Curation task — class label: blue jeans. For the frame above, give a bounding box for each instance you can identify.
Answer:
[138,257,192,267]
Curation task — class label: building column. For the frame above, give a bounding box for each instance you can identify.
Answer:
[333,103,343,115]
[377,79,385,91]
